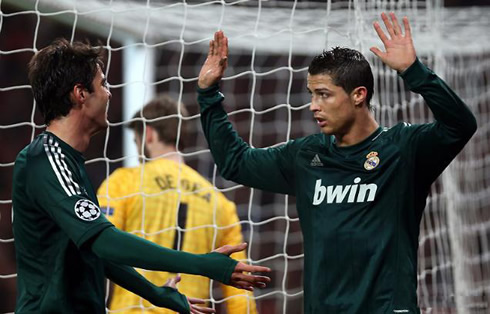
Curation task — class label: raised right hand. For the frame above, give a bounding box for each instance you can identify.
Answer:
[198,30,229,89]
[370,12,416,73]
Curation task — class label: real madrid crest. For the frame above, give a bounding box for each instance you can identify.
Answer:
[364,151,380,170]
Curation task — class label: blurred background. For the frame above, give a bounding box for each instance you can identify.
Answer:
[1,0,489,313]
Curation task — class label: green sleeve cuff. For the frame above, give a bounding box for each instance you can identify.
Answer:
[398,58,432,90]
[197,84,225,112]
[200,252,238,285]
[102,260,190,313]
[153,287,190,314]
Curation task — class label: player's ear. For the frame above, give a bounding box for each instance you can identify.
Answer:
[351,86,368,107]
[133,131,143,155]
[71,84,86,107]
[145,125,157,144]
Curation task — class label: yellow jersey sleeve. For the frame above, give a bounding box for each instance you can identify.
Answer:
[216,194,258,314]
[97,168,136,230]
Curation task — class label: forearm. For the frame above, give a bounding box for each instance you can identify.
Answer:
[103,260,190,313]
[198,84,250,180]
[92,227,237,284]
[198,84,295,195]
[400,58,477,138]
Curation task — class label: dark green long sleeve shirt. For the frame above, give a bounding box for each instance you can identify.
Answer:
[198,59,477,314]
[12,131,237,313]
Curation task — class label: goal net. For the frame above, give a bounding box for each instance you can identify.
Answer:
[0,0,489,313]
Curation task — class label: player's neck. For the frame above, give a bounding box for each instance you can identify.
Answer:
[148,143,184,164]
[46,118,93,152]
[334,114,379,147]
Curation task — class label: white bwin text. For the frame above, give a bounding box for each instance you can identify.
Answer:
[312,177,378,205]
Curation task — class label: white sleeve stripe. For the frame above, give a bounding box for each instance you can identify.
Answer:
[60,150,82,194]
[49,137,76,195]
[43,135,72,197]
[44,135,83,197]
[51,145,77,195]
[54,143,82,194]
[51,137,82,195]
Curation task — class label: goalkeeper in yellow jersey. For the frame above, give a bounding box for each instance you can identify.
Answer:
[98,95,257,314]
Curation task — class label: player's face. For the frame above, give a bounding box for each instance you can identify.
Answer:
[84,65,111,131]
[307,73,357,136]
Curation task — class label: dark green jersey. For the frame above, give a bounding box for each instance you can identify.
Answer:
[198,59,477,313]
[12,132,113,313]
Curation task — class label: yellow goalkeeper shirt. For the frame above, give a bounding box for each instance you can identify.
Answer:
[97,158,257,314]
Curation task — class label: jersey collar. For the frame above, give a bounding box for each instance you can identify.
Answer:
[329,126,384,156]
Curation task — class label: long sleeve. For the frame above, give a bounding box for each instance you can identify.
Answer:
[103,260,190,313]
[398,59,477,183]
[198,84,299,196]
[91,226,237,284]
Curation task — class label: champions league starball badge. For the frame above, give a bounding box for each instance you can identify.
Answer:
[364,151,380,170]
[74,199,101,221]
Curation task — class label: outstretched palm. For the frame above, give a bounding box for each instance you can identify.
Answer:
[198,31,229,89]
[214,243,271,291]
[370,12,417,72]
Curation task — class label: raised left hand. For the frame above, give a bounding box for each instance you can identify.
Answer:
[370,12,416,72]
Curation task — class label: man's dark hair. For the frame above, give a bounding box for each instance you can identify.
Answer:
[308,47,374,108]
[28,38,105,125]
[128,95,189,149]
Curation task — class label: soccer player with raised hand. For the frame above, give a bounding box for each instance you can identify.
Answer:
[197,13,476,313]
[12,38,270,314]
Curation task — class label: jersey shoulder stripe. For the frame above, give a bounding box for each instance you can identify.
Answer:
[371,127,388,142]
[283,133,328,156]
[384,122,427,141]
[43,134,82,197]
[50,136,82,195]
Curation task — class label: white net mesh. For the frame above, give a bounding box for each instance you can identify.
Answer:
[0,0,489,313]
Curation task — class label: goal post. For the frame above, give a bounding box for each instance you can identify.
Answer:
[1,1,489,313]
[121,41,156,167]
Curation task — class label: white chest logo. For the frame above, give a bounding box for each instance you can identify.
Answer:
[312,177,378,205]
[74,199,100,221]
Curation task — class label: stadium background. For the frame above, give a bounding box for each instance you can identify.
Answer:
[0,0,489,313]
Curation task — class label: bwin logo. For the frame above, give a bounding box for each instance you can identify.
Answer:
[312,177,378,205]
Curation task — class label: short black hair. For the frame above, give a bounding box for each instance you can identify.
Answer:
[128,94,189,149]
[28,38,104,124]
[308,47,374,108]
